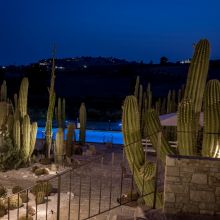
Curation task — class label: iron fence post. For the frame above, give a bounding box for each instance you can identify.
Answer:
[57,175,61,220]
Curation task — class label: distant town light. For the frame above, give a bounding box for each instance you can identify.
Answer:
[39,62,48,66]
[180,59,191,64]
[55,66,65,70]
[1,66,6,69]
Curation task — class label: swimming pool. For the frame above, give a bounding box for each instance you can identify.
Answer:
[37,127,123,145]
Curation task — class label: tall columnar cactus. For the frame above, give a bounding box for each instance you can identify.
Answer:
[138,84,143,114]
[177,99,197,155]
[171,90,176,112]
[62,98,66,128]
[21,115,31,163]
[13,120,20,150]
[134,76,140,99]
[79,102,87,144]
[122,96,162,207]
[0,102,8,127]
[202,80,220,157]
[145,39,211,157]
[183,39,210,118]
[6,114,14,136]
[166,90,171,113]
[55,128,64,164]
[14,94,18,110]
[66,123,75,157]
[18,77,29,119]
[146,83,152,110]
[29,122,38,158]
[56,97,66,129]
[0,81,7,101]
[176,39,210,154]
[45,53,56,158]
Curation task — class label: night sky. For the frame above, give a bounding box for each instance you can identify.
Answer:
[0,0,220,65]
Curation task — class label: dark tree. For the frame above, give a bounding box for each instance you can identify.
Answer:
[160,56,168,65]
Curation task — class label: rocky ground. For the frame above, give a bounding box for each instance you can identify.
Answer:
[0,143,219,220]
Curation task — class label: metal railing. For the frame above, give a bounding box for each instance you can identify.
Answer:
[3,138,164,220]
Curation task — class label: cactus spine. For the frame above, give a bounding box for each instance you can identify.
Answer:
[79,102,87,144]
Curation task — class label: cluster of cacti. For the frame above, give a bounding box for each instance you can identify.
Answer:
[122,96,162,208]
[45,53,56,158]
[145,39,220,158]
[122,39,220,208]
[55,97,66,129]
[79,102,87,144]
[0,78,38,170]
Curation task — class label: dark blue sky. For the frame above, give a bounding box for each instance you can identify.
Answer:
[0,0,220,65]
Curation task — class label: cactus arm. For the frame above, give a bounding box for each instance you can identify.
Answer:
[145,109,174,163]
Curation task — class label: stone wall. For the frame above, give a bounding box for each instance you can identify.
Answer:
[163,155,220,215]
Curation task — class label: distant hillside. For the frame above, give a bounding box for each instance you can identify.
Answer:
[1,57,220,121]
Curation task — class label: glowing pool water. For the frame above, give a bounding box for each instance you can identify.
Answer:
[37,127,123,144]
